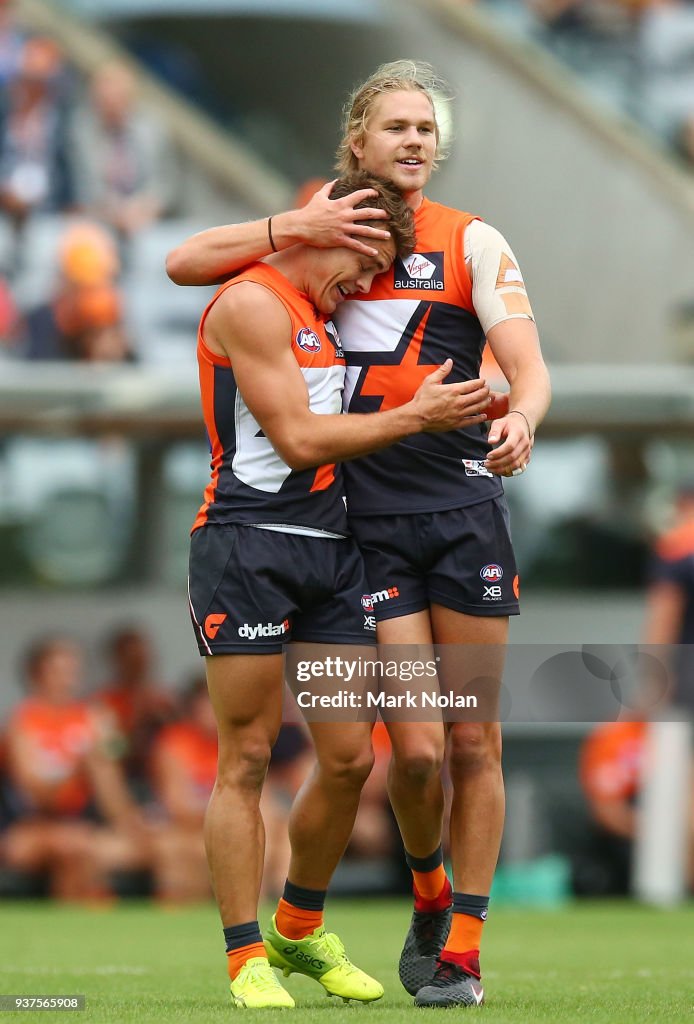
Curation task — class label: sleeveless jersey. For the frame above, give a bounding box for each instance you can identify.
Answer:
[192,262,348,536]
[338,198,504,516]
[8,698,98,816]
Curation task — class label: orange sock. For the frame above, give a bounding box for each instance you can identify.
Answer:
[442,912,484,956]
[412,863,448,901]
[226,942,267,980]
[275,897,323,940]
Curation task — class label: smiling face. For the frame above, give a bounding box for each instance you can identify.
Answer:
[309,234,396,315]
[350,89,438,207]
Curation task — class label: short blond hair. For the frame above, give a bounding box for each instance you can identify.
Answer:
[336,60,451,175]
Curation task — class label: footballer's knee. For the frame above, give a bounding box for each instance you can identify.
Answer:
[218,738,272,793]
[447,722,501,778]
[390,744,444,788]
[316,745,375,790]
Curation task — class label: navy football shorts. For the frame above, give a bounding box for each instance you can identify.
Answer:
[348,496,520,621]
[188,524,376,655]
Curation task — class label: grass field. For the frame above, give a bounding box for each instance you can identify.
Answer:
[0,899,692,1022]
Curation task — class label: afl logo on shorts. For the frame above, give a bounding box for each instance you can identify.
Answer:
[361,594,374,613]
[480,564,503,583]
[296,327,321,353]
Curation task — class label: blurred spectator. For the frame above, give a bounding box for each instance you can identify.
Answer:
[261,714,314,899]
[0,1,24,88]
[639,2,694,140]
[579,718,694,892]
[1,635,154,900]
[347,722,395,860]
[643,483,694,712]
[69,61,178,252]
[20,220,134,362]
[149,678,314,902]
[93,625,178,795]
[674,110,694,168]
[0,37,73,248]
[149,676,215,902]
[0,272,19,350]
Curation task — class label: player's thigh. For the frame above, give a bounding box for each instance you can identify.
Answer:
[206,653,285,755]
[376,611,446,766]
[432,604,505,759]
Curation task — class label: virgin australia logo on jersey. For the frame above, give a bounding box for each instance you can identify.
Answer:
[394,251,444,290]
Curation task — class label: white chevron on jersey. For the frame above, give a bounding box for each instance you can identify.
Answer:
[232,364,344,493]
[337,298,420,354]
[337,298,420,409]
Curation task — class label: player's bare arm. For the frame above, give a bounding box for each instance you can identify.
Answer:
[6,730,60,810]
[166,182,390,286]
[484,317,551,477]
[204,283,492,470]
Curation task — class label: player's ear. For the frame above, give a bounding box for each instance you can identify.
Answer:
[350,132,365,162]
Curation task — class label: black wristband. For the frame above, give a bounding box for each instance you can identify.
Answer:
[268,216,278,252]
[508,409,533,438]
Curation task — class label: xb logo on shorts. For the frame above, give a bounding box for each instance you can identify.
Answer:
[361,595,376,631]
[480,564,503,602]
[295,327,321,353]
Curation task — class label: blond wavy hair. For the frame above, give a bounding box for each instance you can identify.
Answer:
[335,60,451,175]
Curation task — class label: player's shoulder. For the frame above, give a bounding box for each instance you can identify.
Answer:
[420,197,478,227]
[208,271,292,337]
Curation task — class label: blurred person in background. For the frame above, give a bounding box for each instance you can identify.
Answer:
[346,721,396,862]
[0,0,24,88]
[0,36,73,261]
[21,220,134,362]
[643,483,694,712]
[149,677,314,904]
[579,718,694,891]
[260,712,314,901]
[1,635,155,900]
[149,676,215,903]
[69,60,177,256]
[94,625,179,798]
[167,59,551,1009]
[674,111,694,170]
[0,272,19,352]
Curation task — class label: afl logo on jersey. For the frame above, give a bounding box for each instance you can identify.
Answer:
[296,327,322,353]
[480,563,503,583]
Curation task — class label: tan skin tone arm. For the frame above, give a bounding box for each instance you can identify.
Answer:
[203,283,492,469]
[484,318,551,476]
[166,182,391,286]
[589,795,636,841]
[6,731,64,811]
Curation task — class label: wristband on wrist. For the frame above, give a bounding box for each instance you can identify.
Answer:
[268,216,278,252]
[508,409,533,438]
